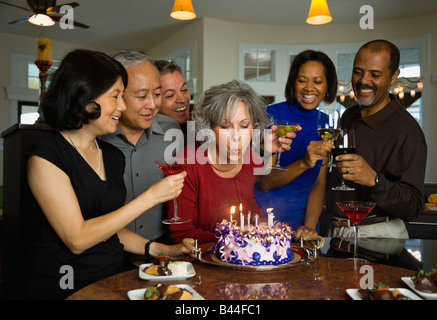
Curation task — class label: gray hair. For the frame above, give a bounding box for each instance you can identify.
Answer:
[155,60,182,75]
[111,50,155,69]
[192,80,271,141]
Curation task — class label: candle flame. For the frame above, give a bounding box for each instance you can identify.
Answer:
[239,203,243,212]
[230,206,236,214]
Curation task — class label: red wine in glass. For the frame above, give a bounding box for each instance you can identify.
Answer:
[331,147,356,158]
[154,159,189,225]
[336,201,376,261]
[332,129,356,191]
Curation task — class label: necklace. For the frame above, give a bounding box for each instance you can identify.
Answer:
[66,132,101,174]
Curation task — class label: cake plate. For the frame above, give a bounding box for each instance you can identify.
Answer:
[182,238,324,271]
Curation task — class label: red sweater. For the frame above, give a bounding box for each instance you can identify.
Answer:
[168,146,264,244]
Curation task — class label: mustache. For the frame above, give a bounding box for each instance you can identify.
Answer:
[356,83,376,92]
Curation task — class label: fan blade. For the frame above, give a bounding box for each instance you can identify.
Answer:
[51,15,89,29]
[0,1,33,12]
[47,2,79,14]
[8,16,32,25]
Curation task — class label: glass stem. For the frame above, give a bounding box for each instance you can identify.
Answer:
[173,198,179,220]
[354,224,358,260]
[275,146,282,167]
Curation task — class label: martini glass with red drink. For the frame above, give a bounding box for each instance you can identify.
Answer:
[336,201,376,261]
[154,158,190,225]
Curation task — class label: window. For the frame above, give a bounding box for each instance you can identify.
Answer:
[28,63,40,90]
[244,49,273,81]
[185,54,191,82]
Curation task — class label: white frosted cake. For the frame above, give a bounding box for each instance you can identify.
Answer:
[213,219,295,266]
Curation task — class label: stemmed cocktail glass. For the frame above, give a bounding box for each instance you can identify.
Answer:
[317,106,341,167]
[271,120,299,170]
[336,201,376,262]
[332,129,356,191]
[154,158,190,225]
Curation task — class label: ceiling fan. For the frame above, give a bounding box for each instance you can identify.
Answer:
[0,0,89,28]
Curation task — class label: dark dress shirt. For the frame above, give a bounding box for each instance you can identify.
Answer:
[326,95,427,222]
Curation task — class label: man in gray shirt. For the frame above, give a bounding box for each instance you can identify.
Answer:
[102,50,183,244]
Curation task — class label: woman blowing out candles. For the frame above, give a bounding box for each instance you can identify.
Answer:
[168,80,298,245]
[25,49,187,299]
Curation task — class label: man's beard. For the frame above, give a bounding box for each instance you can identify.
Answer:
[354,84,376,107]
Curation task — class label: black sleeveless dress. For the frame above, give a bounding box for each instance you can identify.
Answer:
[25,131,128,299]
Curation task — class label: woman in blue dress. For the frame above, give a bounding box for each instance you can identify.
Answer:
[254,50,338,239]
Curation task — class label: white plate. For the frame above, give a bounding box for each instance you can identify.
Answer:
[402,277,437,300]
[346,288,422,300]
[127,284,204,300]
[139,262,196,281]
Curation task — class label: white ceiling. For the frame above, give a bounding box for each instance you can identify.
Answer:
[1,0,437,50]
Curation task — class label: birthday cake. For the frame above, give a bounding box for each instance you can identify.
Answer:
[213,219,295,266]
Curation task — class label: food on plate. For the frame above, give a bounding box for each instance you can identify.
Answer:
[213,219,295,266]
[144,254,172,276]
[412,269,437,293]
[144,284,193,300]
[427,194,437,205]
[167,261,189,275]
[153,255,172,267]
[143,254,190,276]
[358,283,412,300]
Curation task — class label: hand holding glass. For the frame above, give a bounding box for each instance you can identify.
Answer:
[317,107,341,166]
[154,158,190,225]
[332,129,356,191]
[271,120,299,170]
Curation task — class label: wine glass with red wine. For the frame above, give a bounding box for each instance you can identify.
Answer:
[336,201,376,262]
[154,158,190,225]
[332,129,356,191]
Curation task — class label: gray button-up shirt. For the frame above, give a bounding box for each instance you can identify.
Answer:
[101,114,182,241]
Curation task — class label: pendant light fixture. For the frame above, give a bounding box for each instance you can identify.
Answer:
[306,0,332,25]
[170,0,196,20]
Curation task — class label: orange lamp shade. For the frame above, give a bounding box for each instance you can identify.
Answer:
[170,0,196,20]
[306,0,332,25]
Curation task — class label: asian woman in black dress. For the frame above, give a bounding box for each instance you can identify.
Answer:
[25,49,187,299]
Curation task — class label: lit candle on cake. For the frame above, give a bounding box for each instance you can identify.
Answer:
[267,208,275,228]
[239,203,244,229]
[37,38,52,62]
[230,206,236,222]
[240,212,244,229]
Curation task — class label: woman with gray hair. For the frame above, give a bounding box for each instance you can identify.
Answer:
[168,80,297,244]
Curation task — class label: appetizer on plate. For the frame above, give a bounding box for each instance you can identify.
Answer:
[144,284,193,300]
[143,254,191,276]
[412,269,437,293]
[357,283,413,300]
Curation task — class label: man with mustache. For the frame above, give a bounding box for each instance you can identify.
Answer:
[102,50,183,251]
[326,39,427,239]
